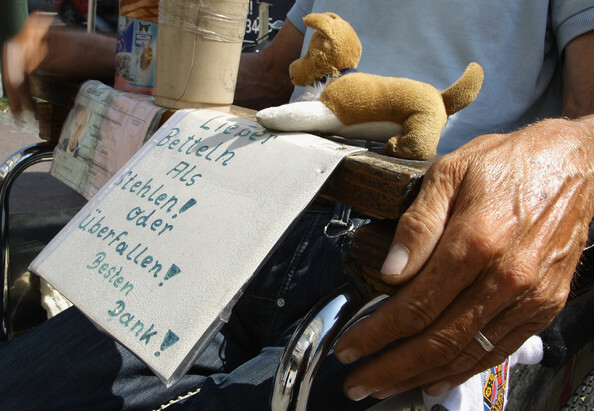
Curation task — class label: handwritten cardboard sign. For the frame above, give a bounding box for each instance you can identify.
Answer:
[30,109,364,385]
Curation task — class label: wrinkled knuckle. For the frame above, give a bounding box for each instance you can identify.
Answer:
[499,261,536,295]
[446,348,485,374]
[527,284,559,308]
[447,223,503,268]
[399,209,439,239]
[397,300,436,335]
[429,155,459,177]
[439,238,465,263]
[423,161,458,198]
[424,333,463,366]
[365,323,397,352]
[445,356,473,375]
[548,291,569,314]
[551,280,572,305]
[468,229,503,262]
[374,356,404,384]
[525,289,567,329]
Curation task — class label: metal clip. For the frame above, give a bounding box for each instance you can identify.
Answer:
[323,219,355,239]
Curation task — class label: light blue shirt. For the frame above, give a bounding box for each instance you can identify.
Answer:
[287,0,594,154]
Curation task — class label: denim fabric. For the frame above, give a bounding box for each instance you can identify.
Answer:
[0,205,377,410]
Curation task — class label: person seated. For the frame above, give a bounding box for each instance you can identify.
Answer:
[0,1,593,408]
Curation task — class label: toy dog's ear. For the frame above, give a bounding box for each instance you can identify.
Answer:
[302,12,362,71]
[302,12,342,38]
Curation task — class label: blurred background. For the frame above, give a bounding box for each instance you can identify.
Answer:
[24,0,294,42]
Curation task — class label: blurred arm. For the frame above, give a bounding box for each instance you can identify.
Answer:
[562,30,594,118]
[2,12,115,115]
[233,19,304,110]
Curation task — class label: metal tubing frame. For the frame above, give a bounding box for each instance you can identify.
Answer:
[270,282,388,411]
[87,0,97,33]
[0,141,56,341]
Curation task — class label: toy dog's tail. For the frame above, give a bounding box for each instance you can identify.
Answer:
[441,62,484,116]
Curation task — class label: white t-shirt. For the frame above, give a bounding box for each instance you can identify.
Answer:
[287,0,594,154]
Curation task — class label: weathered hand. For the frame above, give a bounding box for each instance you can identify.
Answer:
[2,12,115,119]
[0,13,54,116]
[334,117,594,401]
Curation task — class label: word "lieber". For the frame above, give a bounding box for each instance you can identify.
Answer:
[156,116,278,167]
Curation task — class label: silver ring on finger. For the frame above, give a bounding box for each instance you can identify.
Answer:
[474,331,495,352]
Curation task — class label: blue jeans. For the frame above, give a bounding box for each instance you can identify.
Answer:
[0,205,378,410]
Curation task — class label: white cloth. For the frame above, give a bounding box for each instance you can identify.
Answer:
[423,335,544,411]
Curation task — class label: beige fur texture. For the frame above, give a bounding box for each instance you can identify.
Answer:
[258,12,484,160]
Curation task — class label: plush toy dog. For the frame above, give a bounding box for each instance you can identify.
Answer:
[256,12,484,160]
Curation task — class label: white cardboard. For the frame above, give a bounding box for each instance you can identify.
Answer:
[30,109,364,385]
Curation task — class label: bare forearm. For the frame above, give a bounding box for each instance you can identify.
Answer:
[562,30,594,118]
[233,20,304,110]
[562,28,594,216]
[40,28,115,81]
[234,52,295,110]
[3,12,115,114]
[20,14,115,80]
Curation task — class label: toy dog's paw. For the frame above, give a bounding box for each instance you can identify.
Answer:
[256,101,344,133]
[256,106,288,130]
[384,136,398,156]
[384,135,434,161]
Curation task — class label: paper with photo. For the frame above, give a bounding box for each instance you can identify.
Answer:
[50,80,166,199]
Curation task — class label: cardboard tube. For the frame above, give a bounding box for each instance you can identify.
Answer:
[154,0,249,108]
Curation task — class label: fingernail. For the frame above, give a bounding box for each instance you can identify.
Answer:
[424,381,452,397]
[381,244,409,276]
[335,347,361,364]
[346,385,375,401]
[372,386,401,400]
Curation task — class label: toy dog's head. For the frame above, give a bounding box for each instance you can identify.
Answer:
[289,12,362,87]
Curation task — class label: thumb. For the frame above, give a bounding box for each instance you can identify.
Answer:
[380,159,461,284]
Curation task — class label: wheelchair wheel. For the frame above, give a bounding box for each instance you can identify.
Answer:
[561,369,594,410]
